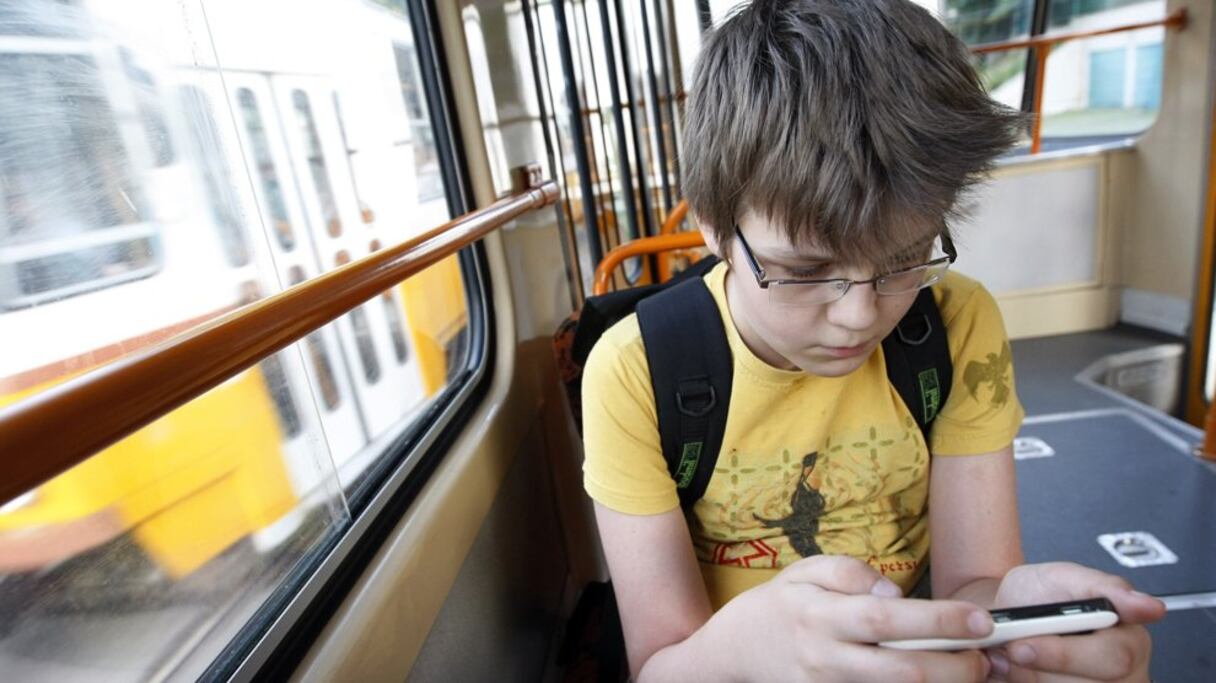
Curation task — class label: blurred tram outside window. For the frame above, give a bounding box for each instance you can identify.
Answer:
[0,0,481,680]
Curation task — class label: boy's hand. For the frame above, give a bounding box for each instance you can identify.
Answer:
[714,555,994,682]
[987,562,1166,682]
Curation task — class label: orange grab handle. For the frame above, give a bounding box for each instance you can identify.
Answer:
[593,231,706,296]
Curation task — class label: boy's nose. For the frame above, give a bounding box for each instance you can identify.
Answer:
[825,281,879,331]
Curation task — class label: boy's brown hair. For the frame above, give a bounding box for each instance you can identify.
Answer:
[682,0,1026,269]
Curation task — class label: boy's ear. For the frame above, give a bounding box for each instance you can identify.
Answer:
[697,219,726,260]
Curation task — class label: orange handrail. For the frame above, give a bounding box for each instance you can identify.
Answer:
[0,172,559,506]
[969,8,1187,55]
[970,8,1187,154]
[593,231,706,296]
[659,199,688,236]
[656,199,692,281]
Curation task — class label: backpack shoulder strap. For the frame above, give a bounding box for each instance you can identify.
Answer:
[636,278,732,509]
[881,287,953,443]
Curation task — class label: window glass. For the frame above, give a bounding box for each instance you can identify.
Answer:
[382,290,411,364]
[288,265,344,411]
[0,51,161,309]
[0,0,476,678]
[370,240,411,365]
[334,250,382,384]
[236,88,297,252]
[291,90,343,238]
[942,0,1034,115]
[392,45,445,204]
[121,49,176,168]
[1039,0,1166,143]
[180,86,250,267]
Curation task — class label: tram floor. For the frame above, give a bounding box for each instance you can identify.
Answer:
[1011,325,1216,682]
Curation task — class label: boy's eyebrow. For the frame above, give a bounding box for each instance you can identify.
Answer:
[762,245,833,262]
[762,234,938,264]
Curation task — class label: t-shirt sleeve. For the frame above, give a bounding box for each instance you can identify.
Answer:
[581,320,680,514]
[929,280,1025,456]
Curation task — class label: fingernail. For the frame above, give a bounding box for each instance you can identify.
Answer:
[968,611,992,636]
[1010,644,1035,666]
[989,652,1010,677]
[870,578,902,597]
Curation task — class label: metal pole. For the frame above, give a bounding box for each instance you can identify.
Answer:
[522,0,585,306]
[696,0,712,33]
[638,0,674,212]
[574,0,617,251]
[553,0,605,266]
[1020,0,1051,114]
[613,0,656,239]
[596,0,641,244]
[652,0,682,201]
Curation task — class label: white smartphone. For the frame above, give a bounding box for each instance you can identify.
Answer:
[878,597,1119,651]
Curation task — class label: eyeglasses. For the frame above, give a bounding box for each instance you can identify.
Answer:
[734,225,957,306]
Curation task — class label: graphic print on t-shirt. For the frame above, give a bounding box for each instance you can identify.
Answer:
[963,341,1013,415]
[700,419,929,570]
[758,452,826,556]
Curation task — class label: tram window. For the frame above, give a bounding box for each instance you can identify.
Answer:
[121,49,175,168]
[179,86,251,268]
[941,0,1034,114]
[392,45,446,203]
[349,306,382,383]
[331,94,375,225]
[334,250,382,384]
[240,281,303,438]
[381,290,410,365]
[236,88,297,252]
[0,2,480,679]
[12,236,159,301]
[291,90,343,239]
[0,52,161,309]
[1037,0,1166,142]
[367,239,409,364]
[288,265,343,410]
[305,333,343,410]
[258,352,304,438]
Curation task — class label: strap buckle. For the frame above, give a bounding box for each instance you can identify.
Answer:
[896,313,933,346]
[676,379,717,417]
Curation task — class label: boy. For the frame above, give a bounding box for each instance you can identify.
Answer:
[581,0,1165,681]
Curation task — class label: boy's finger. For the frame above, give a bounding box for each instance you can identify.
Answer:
[1103,590,1167,626]
[824,595,992,643]
[780,554,897,596]
[833,643,990,683]
[1031,563,1165,625]
[1005,662,1090,683]
[1004,624,1150,680]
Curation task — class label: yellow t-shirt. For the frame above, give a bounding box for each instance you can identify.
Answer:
[582,263,1024,610]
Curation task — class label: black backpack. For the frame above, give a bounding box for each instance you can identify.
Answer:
[554,256,952,508]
